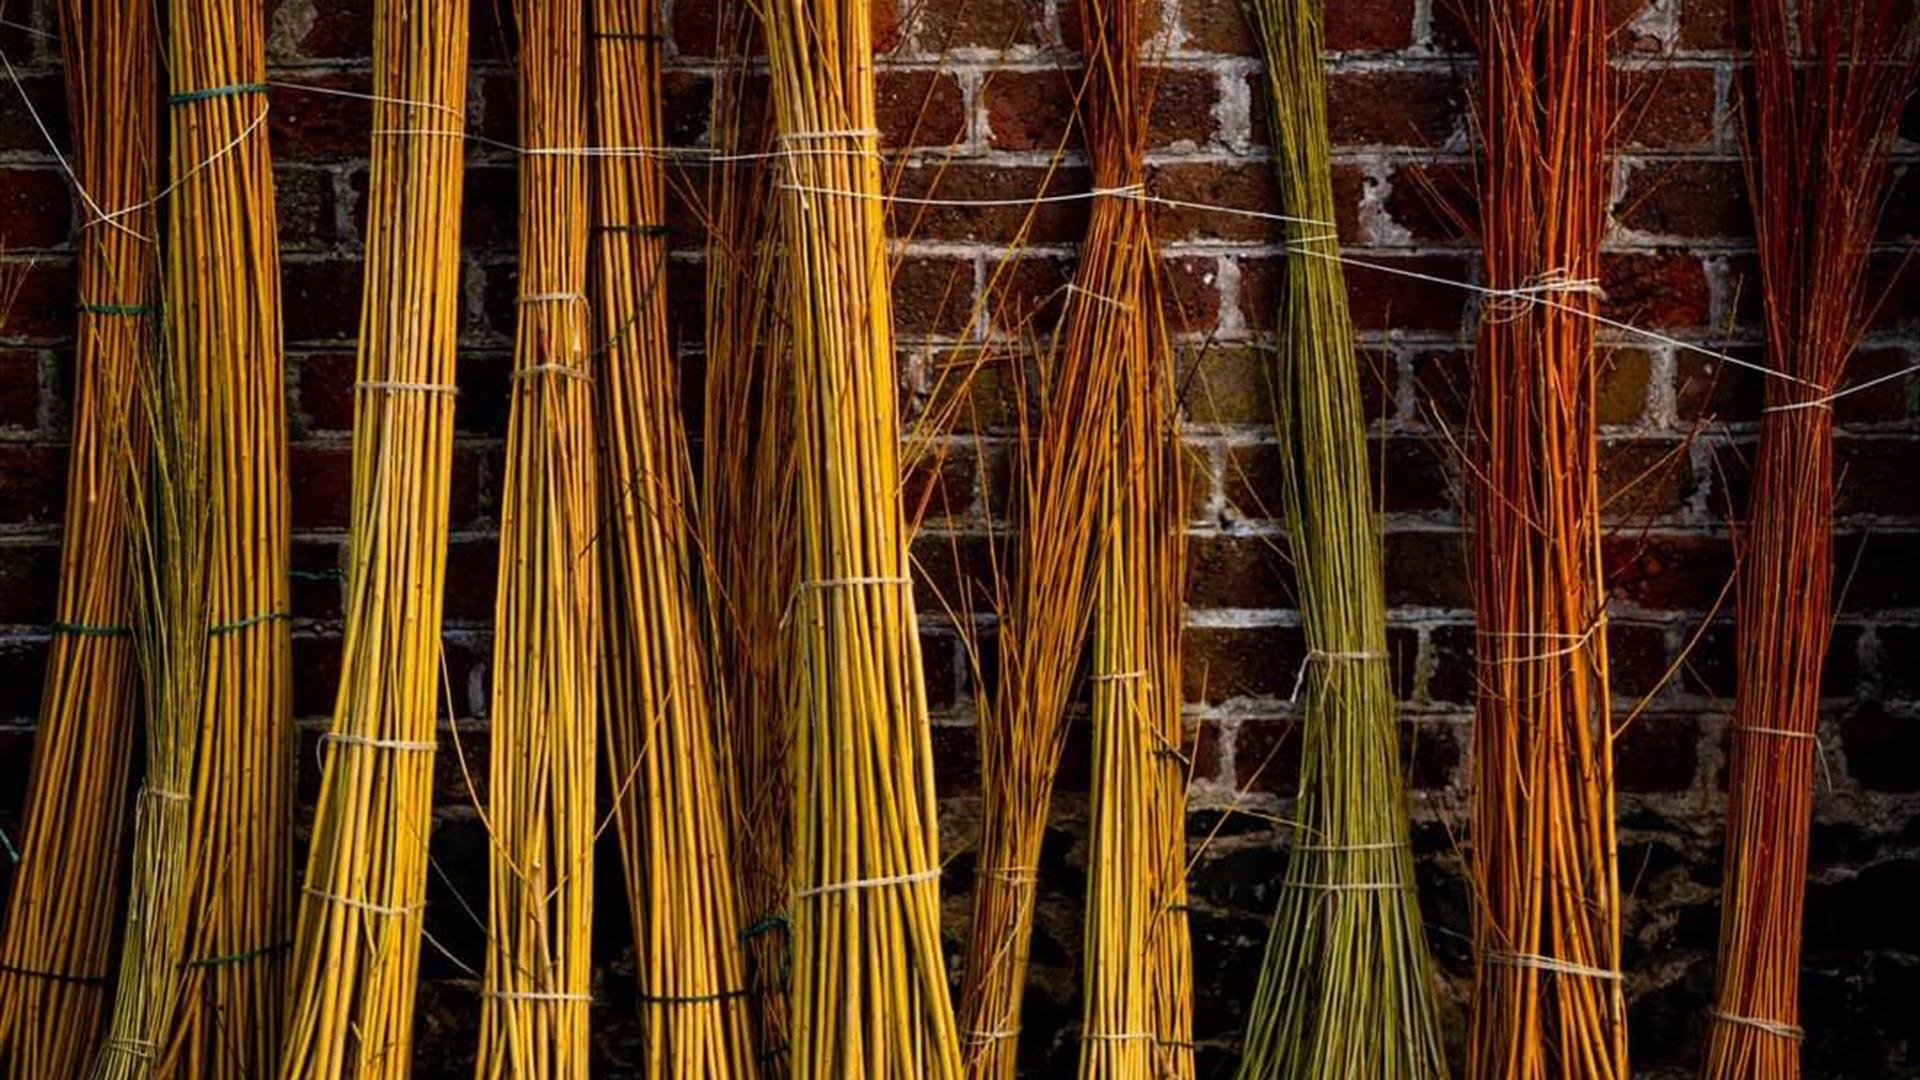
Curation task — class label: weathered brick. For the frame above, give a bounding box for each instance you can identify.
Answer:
[1621,65,1719,148]
[1325,69,1467,148]
[1617,160,1752,240]
[1602,251,1713,329]
[0,350,39,430]
[0,167,70,250]
[0,445,61,524]
[269,75,374,160]
[876,70,967,149]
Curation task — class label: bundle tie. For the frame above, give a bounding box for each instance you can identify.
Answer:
[980,866,1037,886]
[182,939,291,970]
[76,302,154,316]
[792,866,940,901]
[0,959,111,986]
[320,731,439,752]
[1290,649,1387,702]
[1485,950,1622,982]
[1064,282,1134,312]
[588,30,662,43]
[102,1037,158,1060]
[289,568,343,581]
[302,885,424,918]
[50,619,133,639]
[1708,1008,1804,1041]
[634,986,748,1005]
[169,81,268,106]
[757,1041,791,1062]
[1089,669,1148,683]
[592,222,672,237]
[1478,614,1608,664]
[142,786,190,804]
[961,1026,1021,1046]
[1292,839,1409,853]
[486,988,593,1003]
[1483,268,1604,323]
[209,610,289,637]
[511,364,592,383]
[1081,1031,1156,1043]
[1763,362,1920,413]
[740,913,789,940]
[1278,879,1407,893]
[1726,724,1815,742]
[516,291,587,306]
[776,127,879,142]
[355,380,459,396]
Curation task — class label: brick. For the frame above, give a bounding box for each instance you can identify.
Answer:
[1615,714,1700,793]
[1060,0,1166,51]
[1601,251,1713,329]
[1383,529,1470,609]
[980,69,1075,152]
[1839,703,1919,792]
[662,71,714,147]
[1242,252,1473,334]
[456,164,518,254]
[1229,715,1303,794]
[293,351,357,434]
[0,641,42,724]
[1,257,76,340]
[268,0,371,61]
[274,165,337,250]
[984,253,1068,336]
[1381,160,1476,244]
[1186,532,1294,609]
[893,255,977,337]
[0,167,70,250]
[0,350,39,430]
[876,70,966,149]
[1599,438,1694,523]
[1678,0,1745,51]
[1410,348,1471,429]
[1621,65,1719,149]
[1147,67,1220,151]
[888,164,1091,245]
[912,0,1048,51]
[281,257,365,344]
[1605,532,1734,611]
[1674,349,1765,424]
[1187,625,1309,704]
[1161,254,1221,336]
[1617,160,1752,240]
[1149,161,1284,244]
[1683,622,1859,701]
[269,75,375,160]
[1597,348,1652,425]
[902,443,975,525]
[0,541,60,624]
[289,442,486,531]
[1837,436,1920,517]
[441,537,498,623]
[1606,619,1670,699]
[0,445,61,524]
[1402,715,1462,791]
[0,73,65,155]
[1325,69,1466,148]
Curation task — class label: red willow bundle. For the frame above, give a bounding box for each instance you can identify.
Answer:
[276,0,470,1074]
[588,0,757,1073]
[0,1,154,1074]
[954,1,1155,1073]
[474,0,598,1073]
[1703,5,1919,1075]
[1466,2,1627,1078]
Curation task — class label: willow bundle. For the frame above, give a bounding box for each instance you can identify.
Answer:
[1076,149,1194,1080]
[0,2,154,1074]
[92,2,296,1074]
[473,0,598,1074]
[699,3,797,1072]
[757,0,962,1074]
[953,3,1155,1074]
[1466,3,1625,1077]
[587,0,757,1075]
[1233,1,1446,1077]
[276,4,470,1076]
[1703,5,1919,1075]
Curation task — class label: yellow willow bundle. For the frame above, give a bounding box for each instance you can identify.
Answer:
[1467,2,1625,1078]
[92,0,296,1074]
[1078,196,1194,1079]
[699,2,797,1072]
[473,0,597,1074]
[587,0,758,1075]
[1234,1,1446,1077]
[757,0,962,1074]
[277,3,469,1076]
[0,1,154,1074]
[955,1,1154,1074]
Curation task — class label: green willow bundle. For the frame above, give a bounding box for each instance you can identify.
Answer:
[758,0,963,1073]
[588,0,757,1074]
[1077,173,1194,1079]
[954,2,1156,1073]
[699,2,797,1071]
[1468,2,1626,1077]
[1704,5,1919,1076]
[94,1,296,1074]
[1235,1,1446,1077]
[474,0,598,1074]
[277,2,470,1075]
[0,1,154,1074]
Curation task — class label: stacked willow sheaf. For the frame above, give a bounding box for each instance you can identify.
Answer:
[955,1,1153,1072]
[1703,5,1919,1077]
[1234,2,1446,1077]
[588,0,758,1074]
[277,3,470,1076]
[92,1,296,1074]
[1467,3,1626,1078]
[0,2,153,1074]
[473,0,598,1075]
[700,2,797,1071]
[757,0,963,1073]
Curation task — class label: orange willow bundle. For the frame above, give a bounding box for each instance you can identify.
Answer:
[757,0,962,1073]
[699,2,796,1072]
[588,0,757,1074]
[1077,130,1194,1080]
[1466,2,1626,1078]
[93,0,295,1074]
[0,1,153,1074]
[954,1,1157,1072]
[1703,5,1919,1075]
[277,2,469,1075]
[474,0,598,1074]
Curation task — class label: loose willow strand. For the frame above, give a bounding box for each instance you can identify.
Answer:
[0,2,154,1074]
[1234,3,1447,1078]
[589,0,758,1074]
[756,0,963,1073]
[1467,4,1627,1078]
[473,0,598,1074]
[277,3,469,1076]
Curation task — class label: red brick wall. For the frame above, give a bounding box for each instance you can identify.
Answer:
[2,0,1918,1075]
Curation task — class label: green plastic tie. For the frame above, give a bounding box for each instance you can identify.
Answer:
[76,303,154,317]
[0,959,110,987]
[740,913,789,940]
[208,611,289,637]
[0,825,17,863]
[168,82,268,106]
[51,620,135,639]
[634,986,749,1006]
[181,940,291,970]
[288,569,342,582]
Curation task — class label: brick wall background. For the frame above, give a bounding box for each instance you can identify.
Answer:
[2,0,1918,1075]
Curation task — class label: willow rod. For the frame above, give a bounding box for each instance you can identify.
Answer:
[1466,3,1625,1077]
[1234,1,1446,1076]
[276,2,470,1076]
[473,0,598,1074]
[0,1,154,1074]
